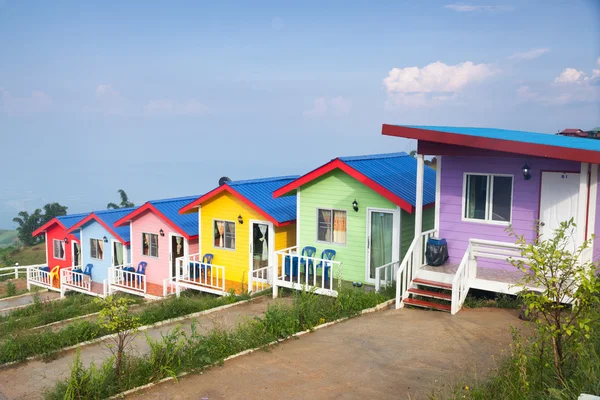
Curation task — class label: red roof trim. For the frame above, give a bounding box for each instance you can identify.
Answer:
[67,213,128,244]
[382,125,600,164]
[273,159,416,213]
[32,218,65,237]
[179,184,292,227]
[114,203,193,240]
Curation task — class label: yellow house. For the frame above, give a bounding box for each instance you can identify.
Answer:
[178,176,298,294]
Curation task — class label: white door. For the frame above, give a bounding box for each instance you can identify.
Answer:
[539,172,580,251]
[112,240,125,267]
[366,208,400,284]
[169,234,187,279]
[249,221,273,273]
[72,241,81,267]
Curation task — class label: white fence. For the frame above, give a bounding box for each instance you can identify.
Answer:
[108,264,147,297]
[27,264,59,291]
[273,246,342,297]
[374,260,399,292]
[250,265,272,293]
[60,266,91,296]
[174,254,227,296]
[0,264,29,280]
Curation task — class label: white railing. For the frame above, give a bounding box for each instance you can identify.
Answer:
[60,266,91,296]
[163,277,177,297]
[374,260,399,292]
[27,265,57,290]
[273,246,342,297]
[250,265,272,293]
[469,239,526,263]
[451,244,473,314]
[0,263,30,280]
[109,264,147,295]
[175,254,227,294]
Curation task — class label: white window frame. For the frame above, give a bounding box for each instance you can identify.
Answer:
[53,239,66,260]
[141,232,159,258]
[316,208,347,245]
[213,219,236,251]
[461,172,514,226]
[90,238,104,260]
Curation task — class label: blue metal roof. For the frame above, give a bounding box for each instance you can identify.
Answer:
[148,195,201,236]
[89,208,137,242]
[339,152,436,206]
[228,176,299,223]
[405,125,600,153]
[56,213,89,230]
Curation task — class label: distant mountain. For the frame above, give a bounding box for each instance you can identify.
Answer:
[0,230,18,248]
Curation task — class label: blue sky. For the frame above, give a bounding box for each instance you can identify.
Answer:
[1,0,599,228]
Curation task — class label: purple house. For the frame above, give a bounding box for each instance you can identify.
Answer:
[381,125,600,314]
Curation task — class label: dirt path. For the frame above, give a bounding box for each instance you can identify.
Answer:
[0,291,60,315]
[0,296,283,400]
[127,307,525,400]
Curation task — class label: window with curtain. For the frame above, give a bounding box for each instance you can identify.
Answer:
[90,238,104,260]
[53,239,65,260]
[214,220,235,249]
[317,208,347,244]
[142,233,159,257]
[464,174,513,223]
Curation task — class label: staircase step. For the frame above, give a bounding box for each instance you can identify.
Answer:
[408,288,452,301]
[412,278,452,290]
[403,298,451,312]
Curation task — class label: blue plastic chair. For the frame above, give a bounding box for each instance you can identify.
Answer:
[74,264,92,283]
[299,246,316,277]
[135,262,147,285]
[315,249,336,285]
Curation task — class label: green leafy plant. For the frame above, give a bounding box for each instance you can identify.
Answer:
[508,218,600,382]
[95,296,140,385]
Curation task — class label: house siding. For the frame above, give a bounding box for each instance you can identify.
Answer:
[129,211,199,285]
[199,192,296,287]
[594,169,600,262]
[439,155,581,266]
[79,221,129,284]
[298,169,431,283]
[45,225,79,270]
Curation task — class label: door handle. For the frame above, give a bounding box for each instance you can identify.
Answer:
[540,222,545,227]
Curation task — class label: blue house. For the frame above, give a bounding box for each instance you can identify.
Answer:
[67,208,136,284]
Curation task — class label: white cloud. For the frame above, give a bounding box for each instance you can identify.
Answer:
[445,4,514,12]
[0,88,52,115]
[553,68,588,84]
[303,96,352,116]
[508,48,549,61]
[144,99,210,116]
[383,61,495,107]
[95,84,120,98]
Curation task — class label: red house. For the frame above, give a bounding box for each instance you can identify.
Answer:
[32,213,88,270]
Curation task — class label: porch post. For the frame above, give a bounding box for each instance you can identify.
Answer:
[415,154,424,267]
[577,163,590,248]
[588,164,598,256]
[434,156,441,233]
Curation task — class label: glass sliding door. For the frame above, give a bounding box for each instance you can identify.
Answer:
[368,211,394,281]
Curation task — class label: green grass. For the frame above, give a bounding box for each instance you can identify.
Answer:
[0,230,17,249]
[45,287,393,400]
[0,291,250,364]
[0,292,144,337]
[0,243,47,267]
[463,290,522,309]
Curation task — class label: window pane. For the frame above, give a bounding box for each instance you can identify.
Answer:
[150,234,158,257]
[318,209,332,242]
[491,176,513,222]
[91,239,97,258]
[333,210,347,244]
[465,175,488,220]
[225,222,235,249]
[142,234,149,256]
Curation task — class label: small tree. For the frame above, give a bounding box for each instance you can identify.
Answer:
[509,219,600,382]
[12,209,43,246]
[107,189,135,209]
[96,296,140,385]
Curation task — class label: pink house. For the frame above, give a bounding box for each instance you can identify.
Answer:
[113,195,200,297]
[380,125,600,314]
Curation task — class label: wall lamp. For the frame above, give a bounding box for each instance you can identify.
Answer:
[159,229,165,237]
[63,237,69,244]
[103,236,108,243]
[352,199,359,212]
[522,162,531,180]
[238,215,244,224]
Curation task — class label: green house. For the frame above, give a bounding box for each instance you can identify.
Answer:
[273,153,436,287]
